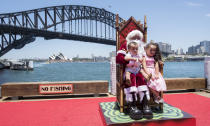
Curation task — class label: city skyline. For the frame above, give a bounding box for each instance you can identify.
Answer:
[0,0,210,59]
[158,40,210,55]
[16,39,210,60]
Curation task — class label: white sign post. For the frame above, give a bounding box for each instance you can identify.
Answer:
[204,57,210,90]
[110,57,116,95]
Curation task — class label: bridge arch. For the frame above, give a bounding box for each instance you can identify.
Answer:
[0,5,124,56]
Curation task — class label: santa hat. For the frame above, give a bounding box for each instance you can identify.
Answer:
[117,30,144,55]
[126,30,143,49]
[126,30,143,42]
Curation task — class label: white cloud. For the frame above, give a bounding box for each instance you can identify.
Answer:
[186,2,203,7]
[205,13,210,17]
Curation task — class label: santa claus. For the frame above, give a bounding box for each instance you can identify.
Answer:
[116,30,153,119]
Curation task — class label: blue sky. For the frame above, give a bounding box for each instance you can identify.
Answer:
[1,0,210,59]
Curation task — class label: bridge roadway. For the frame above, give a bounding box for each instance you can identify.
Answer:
[0,24,115,45]
[0,22,171,57]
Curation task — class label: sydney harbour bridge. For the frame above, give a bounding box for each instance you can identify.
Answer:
[0,5,124,57]
[0,5,170,57]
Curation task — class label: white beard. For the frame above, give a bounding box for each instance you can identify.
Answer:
[132,40,146,57]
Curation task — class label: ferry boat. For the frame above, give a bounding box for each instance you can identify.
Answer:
[10,60,33,70]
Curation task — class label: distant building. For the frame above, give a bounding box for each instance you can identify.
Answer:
[171,50,175,54]
[94,56,107,62]
[200,40,210,54]
[49,52,69,61]
[187,45,201,55]
[187,46,196,55]
[176,48,184,55]
[157,42,172,53]
[187,40,210,55]
[195,45,201,54]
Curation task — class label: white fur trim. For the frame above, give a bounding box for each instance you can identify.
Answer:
[125,93,133,102]
[130,86,138,92]
[126,30,145,53]
[124,88,130,94]
[126,30,143,42]
[139,90,150,102]
[145,90,150,100]
[139,91,144,102]
[137,85,149,92]
[117,50,126,55]
[124,86,138,94]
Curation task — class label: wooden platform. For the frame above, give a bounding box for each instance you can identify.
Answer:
[1,81,108,99]
[99,102,196,126]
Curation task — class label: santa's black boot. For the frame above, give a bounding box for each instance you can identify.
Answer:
[142,92,153,119]
[127,93,143,120]
[151,105,163,113]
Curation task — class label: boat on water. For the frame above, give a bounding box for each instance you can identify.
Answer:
[0,60,11,70]
[10,60,33,70]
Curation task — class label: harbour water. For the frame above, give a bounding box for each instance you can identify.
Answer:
[0,61,204,85]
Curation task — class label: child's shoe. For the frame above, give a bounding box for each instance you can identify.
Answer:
[154,96,164,104]
[158,98,164,103]
[154,99,159,104]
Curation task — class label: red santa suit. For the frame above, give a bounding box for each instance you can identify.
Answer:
[116,30,150,103]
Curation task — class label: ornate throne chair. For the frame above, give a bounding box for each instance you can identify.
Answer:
[115,16,163,113]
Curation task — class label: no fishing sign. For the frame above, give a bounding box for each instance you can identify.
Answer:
[39,84,73,94]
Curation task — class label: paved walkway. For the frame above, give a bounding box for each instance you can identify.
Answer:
[194,91,210,98]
